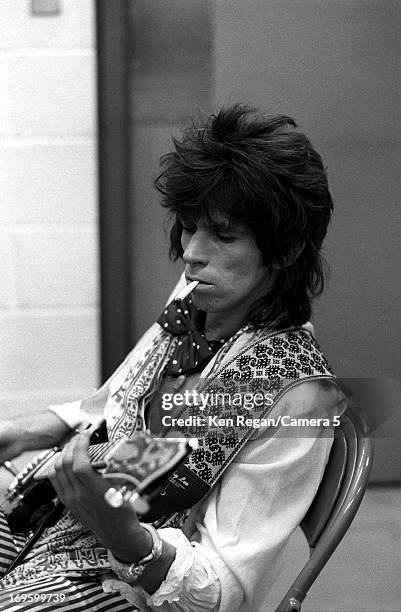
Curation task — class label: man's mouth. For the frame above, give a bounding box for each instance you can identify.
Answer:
[186,276,212,285]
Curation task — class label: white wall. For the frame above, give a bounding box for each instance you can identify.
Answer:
[0,0,99,420]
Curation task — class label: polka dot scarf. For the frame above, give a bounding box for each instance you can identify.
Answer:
[157,296,226,376]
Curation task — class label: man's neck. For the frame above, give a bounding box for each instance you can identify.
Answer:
[204,312,245,341]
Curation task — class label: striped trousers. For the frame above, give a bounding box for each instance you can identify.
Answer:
[0,511,136,612]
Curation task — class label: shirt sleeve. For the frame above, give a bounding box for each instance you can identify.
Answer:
[103,379,347,612]
[48,400,92,430]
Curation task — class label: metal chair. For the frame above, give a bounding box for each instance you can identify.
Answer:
[274,403,374,612]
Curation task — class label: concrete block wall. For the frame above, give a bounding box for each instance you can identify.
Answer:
[0,0,99,422]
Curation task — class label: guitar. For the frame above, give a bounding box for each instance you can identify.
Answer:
[1,422,197,534]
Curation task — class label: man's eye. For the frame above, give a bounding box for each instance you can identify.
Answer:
[215,232,236,243]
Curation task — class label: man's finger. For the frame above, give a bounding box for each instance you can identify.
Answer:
[71,430,95,482]
[48,451,72,502]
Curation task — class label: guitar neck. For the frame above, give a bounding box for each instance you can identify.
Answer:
[23,440,121,482]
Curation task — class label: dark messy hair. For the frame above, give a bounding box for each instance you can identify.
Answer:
[154,104,333,329]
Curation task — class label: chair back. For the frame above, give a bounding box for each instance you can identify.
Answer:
[274,403,374,612]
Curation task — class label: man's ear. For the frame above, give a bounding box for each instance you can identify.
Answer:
[271,243,305,270]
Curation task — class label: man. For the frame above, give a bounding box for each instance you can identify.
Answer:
[0,104,346,611]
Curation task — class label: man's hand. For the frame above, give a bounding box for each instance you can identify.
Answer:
[47,430,152,562]
[0,412,71,464]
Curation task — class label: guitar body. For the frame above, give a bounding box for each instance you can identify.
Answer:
[4,480,57,533]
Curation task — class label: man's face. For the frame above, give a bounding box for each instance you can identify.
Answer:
[181,217,270,321]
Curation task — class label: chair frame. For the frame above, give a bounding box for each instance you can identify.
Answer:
[274,403,374,612]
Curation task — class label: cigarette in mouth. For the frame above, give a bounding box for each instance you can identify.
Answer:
[174,280,199,301]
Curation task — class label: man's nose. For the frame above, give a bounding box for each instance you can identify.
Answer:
[182,231,209,266]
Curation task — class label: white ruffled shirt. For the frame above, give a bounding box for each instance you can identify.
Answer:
[50,378,346,612]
